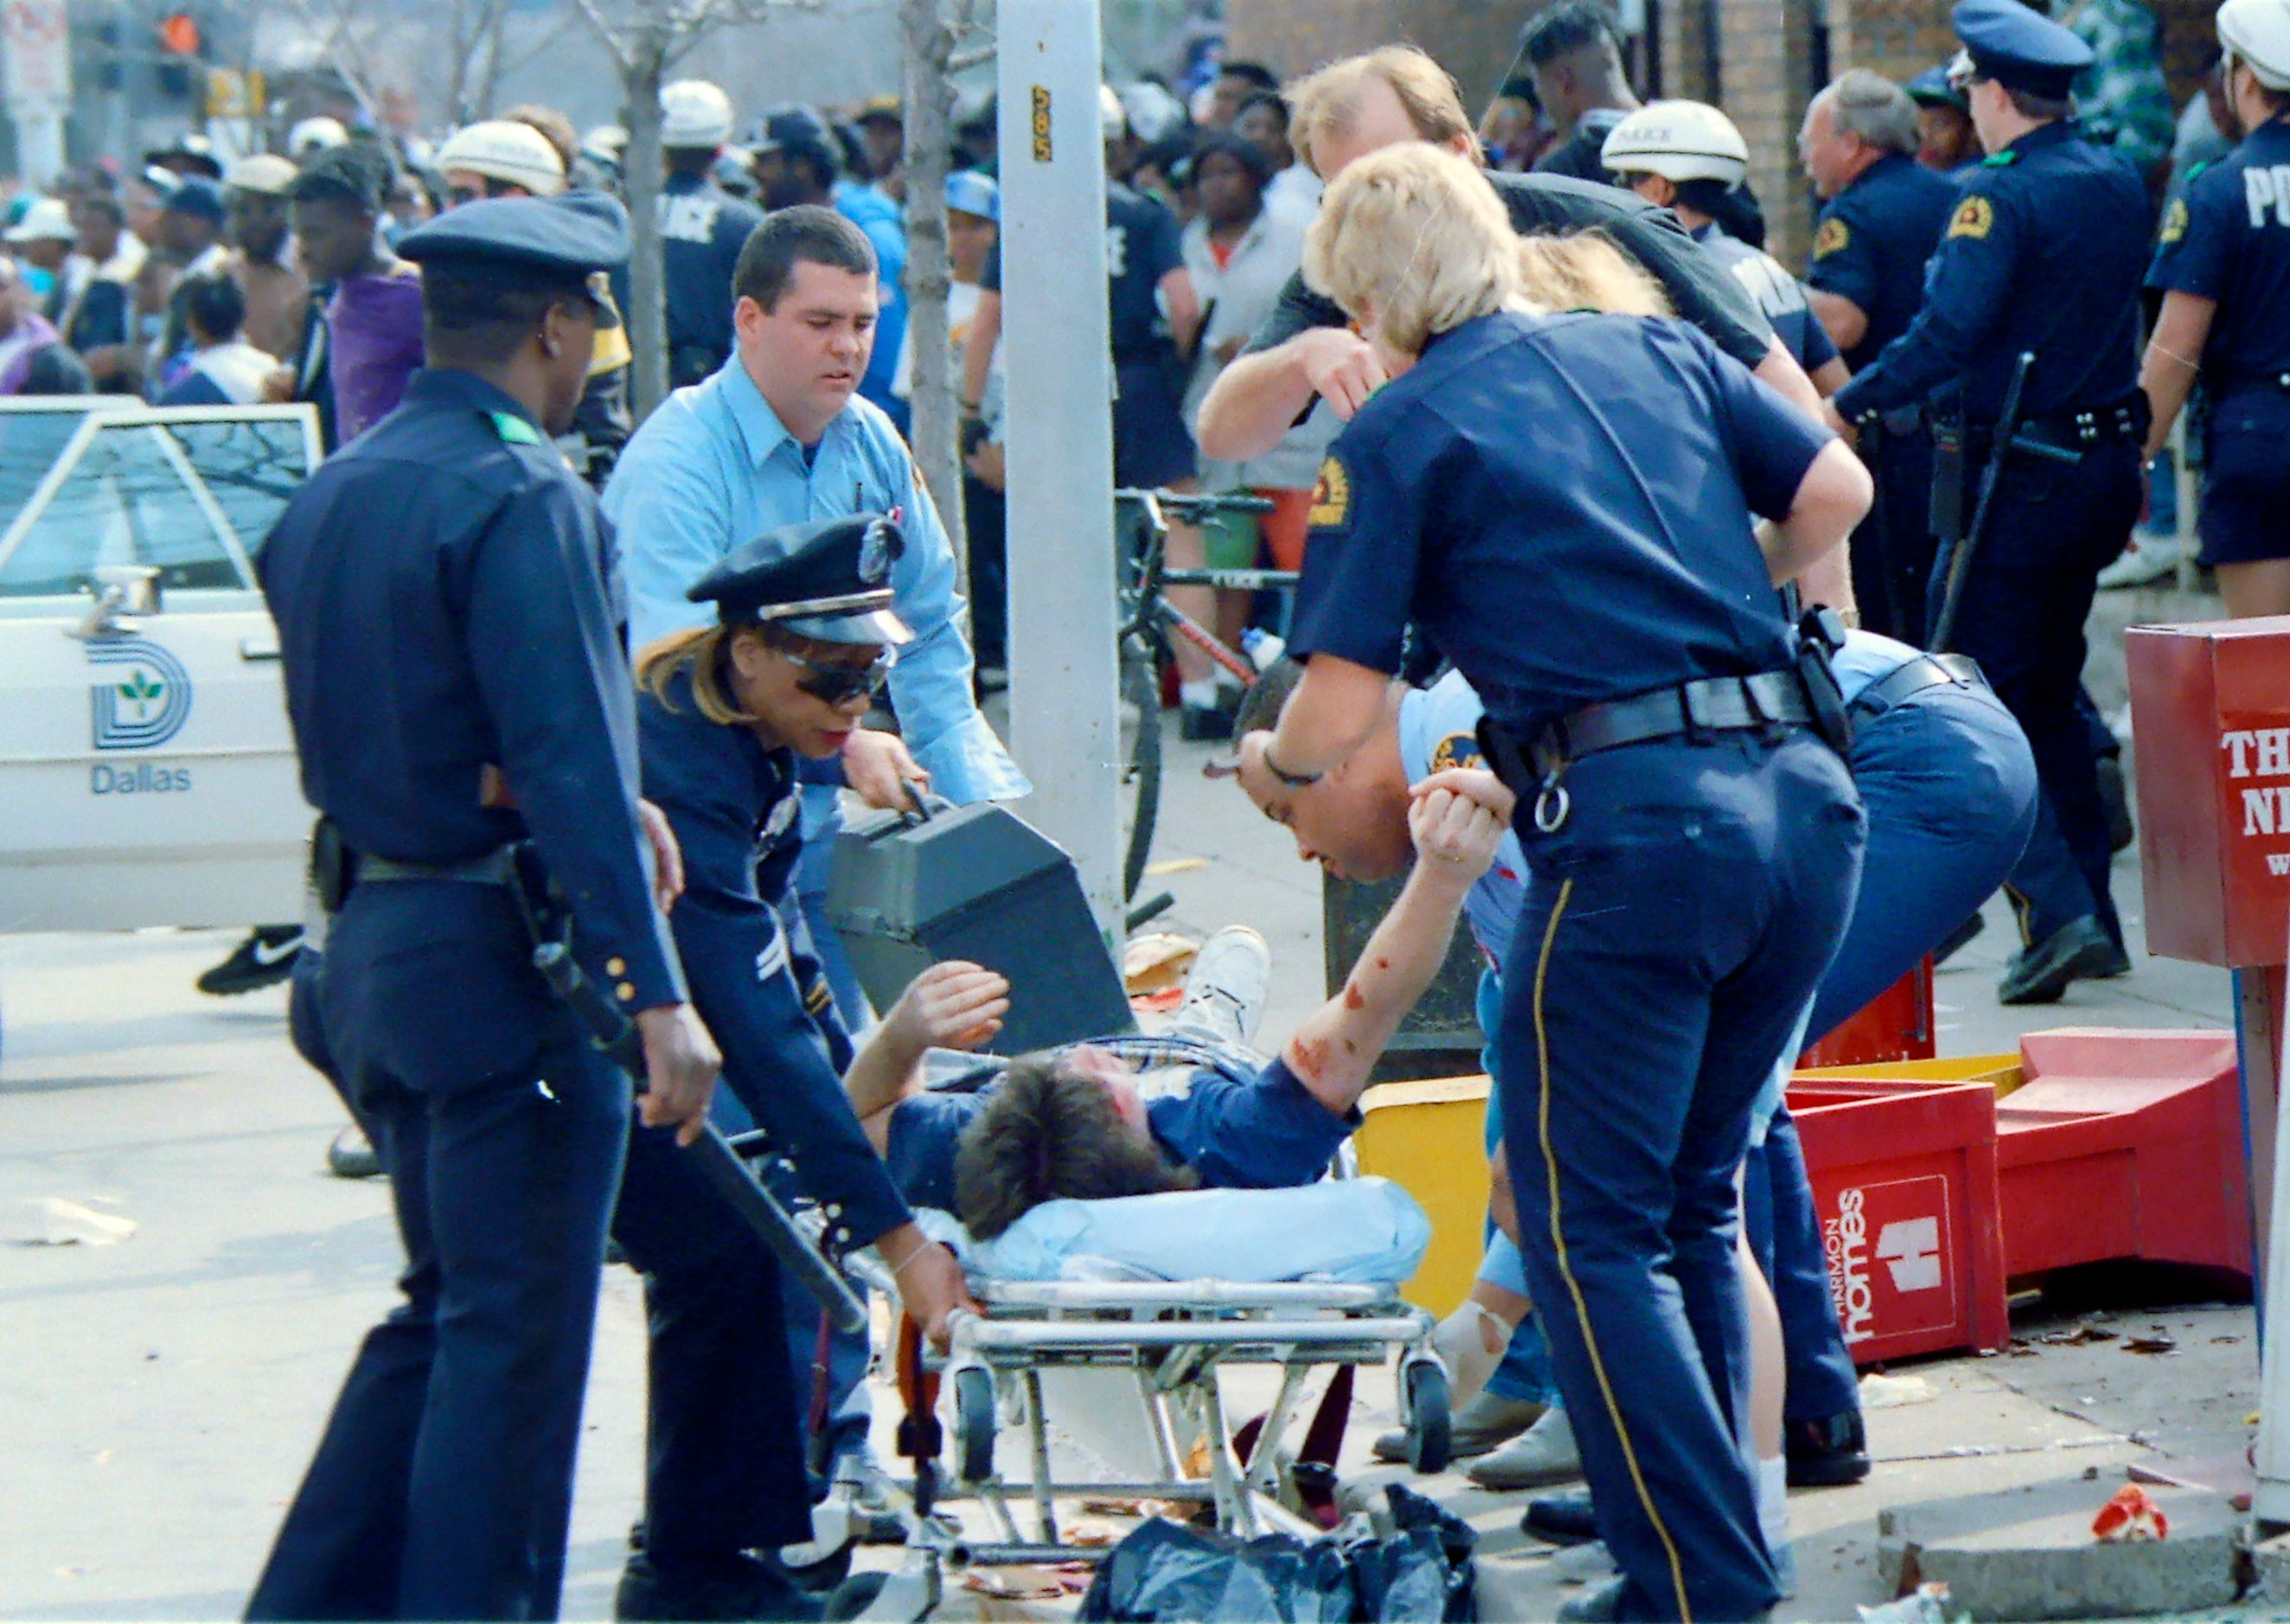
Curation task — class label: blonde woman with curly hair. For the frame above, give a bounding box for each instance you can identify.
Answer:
[1238,141,1871,1624]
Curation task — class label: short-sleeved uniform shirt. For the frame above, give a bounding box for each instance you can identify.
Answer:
[1244,169,1775,374]
[1805,151,1961,374]
[1397,670,1526,966]
[1692,223,1838,377]
[883,1046,1354,1213]
[1832,121,2151,424]
[1288,310,1829,739]
[2147,114,2290,561]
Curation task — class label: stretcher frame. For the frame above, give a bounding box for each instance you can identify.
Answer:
[841,1263,1451,1621]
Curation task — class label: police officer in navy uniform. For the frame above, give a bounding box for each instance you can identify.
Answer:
[247,193,724,1622]
[659,80,766,387]
[1827,0,2151,1007]
[617,514,971,1621]
[1801,69,1963,638]
[1247,141,1871,1624]
[2143,0,2290,623]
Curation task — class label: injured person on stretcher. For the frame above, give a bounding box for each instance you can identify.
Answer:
[844,765,1515,1237]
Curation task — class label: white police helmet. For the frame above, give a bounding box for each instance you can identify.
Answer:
[287,115,349,161]
[1600,99,1750,188]
[661,79,736,149]
[1100,85,1129,143]
[435,120,566,197]
[2221,0,2290,92]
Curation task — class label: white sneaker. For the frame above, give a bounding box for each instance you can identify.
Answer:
[1466,1406,1581,1488]
[2096,536,2183,590]
[1172,924,1271,1046]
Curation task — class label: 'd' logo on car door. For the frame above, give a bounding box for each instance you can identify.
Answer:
[87,636,192,750]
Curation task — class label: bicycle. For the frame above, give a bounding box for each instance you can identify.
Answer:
[1114,487,1298,923]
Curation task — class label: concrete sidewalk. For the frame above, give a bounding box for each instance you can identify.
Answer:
[0,722,2262,1621]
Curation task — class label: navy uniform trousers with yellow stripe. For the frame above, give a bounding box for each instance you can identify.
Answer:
[1500,732,1864,1622]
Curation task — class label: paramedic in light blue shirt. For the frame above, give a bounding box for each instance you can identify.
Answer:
[604,204,1027,824]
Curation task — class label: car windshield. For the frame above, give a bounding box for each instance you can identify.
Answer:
[0,406,315,598]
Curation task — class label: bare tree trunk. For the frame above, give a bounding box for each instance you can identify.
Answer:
[900,0,966,582]
[621,22,673,420]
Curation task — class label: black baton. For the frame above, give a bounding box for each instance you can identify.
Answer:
[533,942,871,1333]
[1929,350,2034,653]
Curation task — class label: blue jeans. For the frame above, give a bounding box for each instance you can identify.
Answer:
[1742,1109,1863,1424]
[1806,682,2039,1039]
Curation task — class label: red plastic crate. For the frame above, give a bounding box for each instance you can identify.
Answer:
[1797,960,1937,1070]
[1997,1030,2250,1282]
[1785,1077,2009,1365]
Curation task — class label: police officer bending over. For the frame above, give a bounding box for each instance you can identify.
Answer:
[246,193,720,1622]
[622,514,971,1621]
[1253,143,1871,1623]
[1826,0,2151,1006]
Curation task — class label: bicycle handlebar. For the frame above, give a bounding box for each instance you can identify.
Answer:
[1114,487,1277,527]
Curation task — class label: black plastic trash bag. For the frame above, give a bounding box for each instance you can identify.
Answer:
[1078,1485,1476,1623]
[1346,1485,1476,1622]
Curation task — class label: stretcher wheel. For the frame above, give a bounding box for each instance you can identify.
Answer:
[1403,1359,1451,1474]
[952,1365,996,1484]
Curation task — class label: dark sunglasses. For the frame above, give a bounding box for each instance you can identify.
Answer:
[777,643,891,705]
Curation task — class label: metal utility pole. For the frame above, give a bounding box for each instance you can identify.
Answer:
[996,0,1120,939]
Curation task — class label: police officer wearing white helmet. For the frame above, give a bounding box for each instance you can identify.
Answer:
[659,79,764,387]
[2143,0,2290,621]
[436,118,566,204]
[1603,101,1849,395]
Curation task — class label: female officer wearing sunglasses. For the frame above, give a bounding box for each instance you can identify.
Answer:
[612,512,974,1621]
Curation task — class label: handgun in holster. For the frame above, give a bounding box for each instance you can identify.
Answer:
[1795,605,1855,757]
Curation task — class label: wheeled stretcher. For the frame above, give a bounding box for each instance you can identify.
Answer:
[835,1180,1451,1620]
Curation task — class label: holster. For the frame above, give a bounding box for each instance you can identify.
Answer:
[1795,607,1855,758]
[1929,416,1967,546]
[310,815,352,915]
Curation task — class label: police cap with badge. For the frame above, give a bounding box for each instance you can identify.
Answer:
[688,514,914,645]
[396,189,631,313]
[1947,0,2093,99]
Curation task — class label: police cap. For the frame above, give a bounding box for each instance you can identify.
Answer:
[2220,0,2290,93]
[687,514,913,645]
[397,190,631,295]
[1904,64,1969,111]
[1950,0,2093,101]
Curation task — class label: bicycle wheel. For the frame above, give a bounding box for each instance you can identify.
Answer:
[1119,636,1163,902]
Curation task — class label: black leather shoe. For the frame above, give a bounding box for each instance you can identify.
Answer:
[1998,917,2121,1005]
[1785,1410,1871,1487]
[197,924,304,995]
[615,1551,826,1621]
[1522,1487,1599,1545]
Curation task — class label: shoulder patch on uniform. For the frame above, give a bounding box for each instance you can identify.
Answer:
[1981,150,2019,167]
[1307,454,1350,529]
[1813,216,1850,260]
[489,411,545,446]
[1948,195,1995,241]
[2159,197,2190,245]
[1428,732,1482,773]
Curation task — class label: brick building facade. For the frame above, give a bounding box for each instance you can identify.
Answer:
[1228,0,2218,271]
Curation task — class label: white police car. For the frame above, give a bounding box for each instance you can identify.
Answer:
[0,399,320,932]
